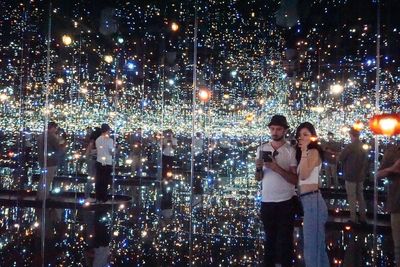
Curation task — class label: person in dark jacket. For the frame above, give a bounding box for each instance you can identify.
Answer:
[37,122,64,200]
[339,128,368,224]
[377,144,400,266]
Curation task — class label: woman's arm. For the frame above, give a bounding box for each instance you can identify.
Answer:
[298,149,320,180]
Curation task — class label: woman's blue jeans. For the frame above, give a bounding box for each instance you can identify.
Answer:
[301,191,330,267]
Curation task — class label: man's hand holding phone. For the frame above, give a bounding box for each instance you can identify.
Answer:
[259,151,279,172]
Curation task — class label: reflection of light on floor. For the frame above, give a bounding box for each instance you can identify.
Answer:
[0,152,396,266]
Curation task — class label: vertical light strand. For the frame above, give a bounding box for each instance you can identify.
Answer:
[158,12,167,213]
[18,7,26,193]
[41,2,52,266]
[111,54,119,250]
[189,1,198,266]
[373,0,381,259]
[73,15,83,223]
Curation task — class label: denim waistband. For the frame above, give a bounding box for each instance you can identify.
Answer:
[299,190,320,197]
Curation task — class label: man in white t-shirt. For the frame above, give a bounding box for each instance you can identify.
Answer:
[255,115,298,267]
[95,123,114,202]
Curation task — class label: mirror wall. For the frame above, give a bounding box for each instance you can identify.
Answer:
[0,0,399,266]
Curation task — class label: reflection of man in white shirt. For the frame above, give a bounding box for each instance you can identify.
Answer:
[95,124,115,202]
[96,135,114,166]
[162,131,177,157]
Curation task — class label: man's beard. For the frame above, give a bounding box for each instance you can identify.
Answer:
[272,135,284,141]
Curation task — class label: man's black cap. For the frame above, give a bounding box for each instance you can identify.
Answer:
[268,115,289,129]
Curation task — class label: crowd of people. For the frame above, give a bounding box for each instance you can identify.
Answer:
[13,113,399,266]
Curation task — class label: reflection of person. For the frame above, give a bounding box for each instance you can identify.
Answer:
[193,132,204,206]
[322,132,341,188]
[37,122,64,200]
[162,129,177,180]
[343,231,363,267]
[128,128,142,176]
[145,132,159,175]
[160,130,177,221]
[255,115,298,267]
[339,128,368,224]
[57,128,68,174]
[92,209,111,267]
[95,124,114,202]
[85,127,101,199]
[296,122,329,267]
[218,133,230,164]
[20,127,33,188]
[377,145,400,266]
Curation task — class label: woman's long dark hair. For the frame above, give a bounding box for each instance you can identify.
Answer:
[90,127,102,149]
[295,122,324,163]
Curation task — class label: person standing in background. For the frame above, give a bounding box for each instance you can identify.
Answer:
[322,132,341,188]
[377,144,400,266]
[128,128,143,176]
[37,122,64,200]
[339,128,368,224]
[85,127,101,199]
[95,124,114,203]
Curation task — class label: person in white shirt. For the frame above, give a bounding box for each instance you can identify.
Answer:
[255,115,298,267]
[95,124,114,202]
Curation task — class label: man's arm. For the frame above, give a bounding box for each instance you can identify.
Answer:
[377,159,400,179]
[255,159,263,181]
[377,149,393,179]
[109,138,115,155]
[265,160,298,185]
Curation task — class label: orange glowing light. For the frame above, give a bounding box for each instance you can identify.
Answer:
[62,35,72,46]
[353,120,364,131]
[198,87,211,102]
[369,114,400,136]
[171,22,179,32]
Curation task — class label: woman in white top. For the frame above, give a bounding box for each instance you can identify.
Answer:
[296,122,329,267]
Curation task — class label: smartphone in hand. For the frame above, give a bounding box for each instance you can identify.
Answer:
[261,151,273,162]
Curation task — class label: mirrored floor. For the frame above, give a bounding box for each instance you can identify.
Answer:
[0,158,396,266]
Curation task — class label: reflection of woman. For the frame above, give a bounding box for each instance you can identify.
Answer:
[57,128,68,174]
[85,127,101,199]
[295,122,329,267]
